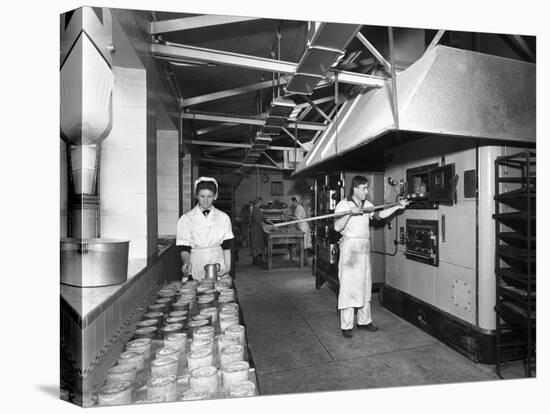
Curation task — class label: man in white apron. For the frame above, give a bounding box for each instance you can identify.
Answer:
[176,177,234,280]
[334,176,407,338]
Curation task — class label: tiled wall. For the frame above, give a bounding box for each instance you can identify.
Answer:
[157,129,179,235]
[181,151,193,213]
[60,245,181,380]
[100,66,147,259]
[191,162,199,208]
[60,139,68,237]
[145,73,158,259]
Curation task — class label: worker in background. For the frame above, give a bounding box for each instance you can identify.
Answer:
[176,177,234,280]
[238,201,253,248]
[250,197,274,265]
[288,195,312,252]
[334,175,408,338]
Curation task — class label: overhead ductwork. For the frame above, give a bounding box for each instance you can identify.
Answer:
[295,45,536,174]
[61,8,114,146]
[261,97,296,136]
[238,133,273,174]
[285,22,362,95]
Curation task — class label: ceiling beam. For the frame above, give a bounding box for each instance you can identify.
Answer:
[425,30,446,54]
[196,123,237,136]
[180,77,289,107]
[355,32,392,73]
[326,70,385,87]
[309,99,343,148]
[150,16,260,35]
[152,43,388,88]
[302,96,332,123]
[281,127,308,151]
[186,139,295,151]
[289,96,336,122]
[200,157,290,171]
[293,95,336,112]
[188,140,251,149]
[180,111,327,131]
[510,35,535,61]
[262,152,283,170]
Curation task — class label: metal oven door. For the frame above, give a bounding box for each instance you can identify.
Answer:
[405,219,439,266]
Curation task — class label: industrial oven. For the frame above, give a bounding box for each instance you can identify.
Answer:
[313,171,385,289]
[311,140,532,364]
[380,137,532,363]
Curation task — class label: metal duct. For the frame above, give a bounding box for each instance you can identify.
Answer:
[61,7,114,145]
[60,8,130,287]
[285,22,362,95]
[239,133,273,174]
[261,97,296,136]
[295,45,535,174]
[60,7,114,238]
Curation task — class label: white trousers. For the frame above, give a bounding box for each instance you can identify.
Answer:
[340,302,372,330]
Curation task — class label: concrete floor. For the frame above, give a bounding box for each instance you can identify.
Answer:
[234,252,502,395]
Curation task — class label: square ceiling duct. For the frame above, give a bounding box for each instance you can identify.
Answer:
[269,97,296,118]
[262,126,283,135]
[285,73,326,95]
[310,23,362,50]
[284,22,361,95]
[298,45,344,76]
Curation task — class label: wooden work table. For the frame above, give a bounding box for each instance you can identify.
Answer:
[262,224,305,270]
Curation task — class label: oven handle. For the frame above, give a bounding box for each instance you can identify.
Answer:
[405,251,432,259]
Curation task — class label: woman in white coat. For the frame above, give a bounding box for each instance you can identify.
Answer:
[176,177,234,280]
[334,175,407,338]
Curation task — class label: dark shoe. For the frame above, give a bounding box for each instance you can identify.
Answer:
[342,329,353,338]
[357,323,378,332]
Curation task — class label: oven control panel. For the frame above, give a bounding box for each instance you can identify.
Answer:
[405,219,439,266]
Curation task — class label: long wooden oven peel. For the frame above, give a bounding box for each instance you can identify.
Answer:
[272,201,405,228]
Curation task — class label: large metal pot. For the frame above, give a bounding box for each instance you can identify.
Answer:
[60,238,129,287]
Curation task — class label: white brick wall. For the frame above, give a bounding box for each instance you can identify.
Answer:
[100,66,147,259]
[157,129,179,236]
[60,139,68,238]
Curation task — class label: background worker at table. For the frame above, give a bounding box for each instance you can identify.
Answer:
[250,197,275,265]
[288,195,312,251]
[334,175,408,338]
[176,177,234,280]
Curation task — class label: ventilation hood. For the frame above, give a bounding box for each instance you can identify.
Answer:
[294,45,535,174]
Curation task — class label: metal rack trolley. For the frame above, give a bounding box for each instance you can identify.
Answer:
[493,151,536,377]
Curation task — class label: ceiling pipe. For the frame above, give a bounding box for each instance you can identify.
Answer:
[200,157,291,171]
[185,139,295,151]
[355,32,392,73]
[151,42,387,87]
[150,15,259,35]
[179,111,326,131]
